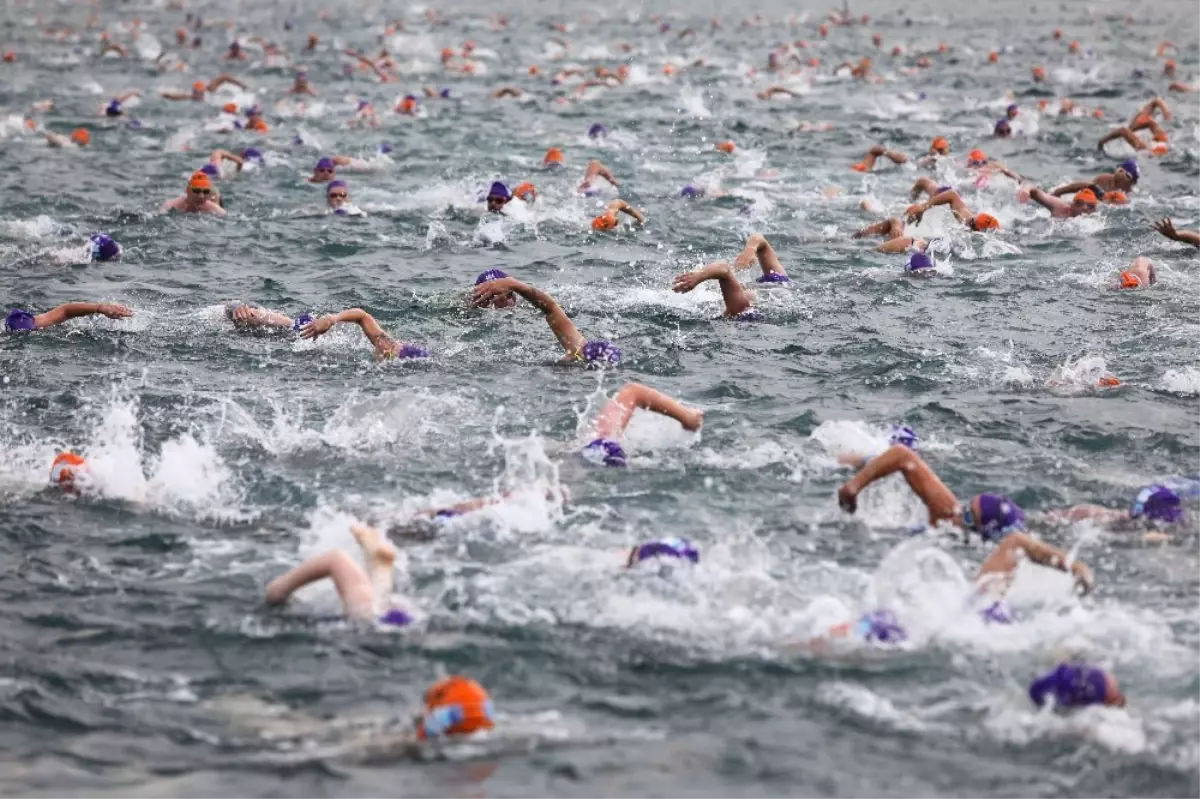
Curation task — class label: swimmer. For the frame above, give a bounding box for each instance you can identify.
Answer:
[1153,217,1200,248]
[671,233,789,319]
[578,159,619,195]
[1029,663,1125,709]
[5,302,133,333]
[626,536,700,568]
[300,308,428,360]
[485,182,512,213]
[513,182,536,202]
[46,128,90,148]
[395,94,419,115]
[916,136,951,166]
[904,189,1002,232]
[469,275,622,365]
[161,73,247,101]
[49,451,88,492]
[542,147,565,170]
[350,100,378,128]
[225,40,247,61]
[288,68,316,96]
[490,87,524,98]
[244,105,268,133]
[757,86,801,102]
[343,49,396,82]
[1045,483,1185,542]
[204,149,246,178]
[1024,185,1099,218]
[225,301,312,332]
[1049,159,1138,196]
[1109,256,1157,290]
[852,217,928,253]
[265,522,415,627]
[325,181,356,215]
[584,382,704,465]
[589,199,646,231]
[160,172,226,215]
[837,444,1094,594]
[993,119,1013,138]
[308,156,352,183]
[908,177,955,200]
[102,90,140,117]
[1128,96,1170,131]
[1097,125,1168,155]
[851,144,907,172]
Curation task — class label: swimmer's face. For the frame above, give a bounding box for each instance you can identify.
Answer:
[1113,169,1134,191]
[188,185,212,202]
[1071,198,1097,215]
[327,188,348,208]
[312,166,335,182]
[486,195,509,212]
[489,292,517,309]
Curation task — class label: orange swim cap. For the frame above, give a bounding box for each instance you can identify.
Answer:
[1092,108,1104,119]
[937,43,948,53]
[222,102,237,114]
[1097,375,1121,387]
[192,80,206,93]
[1102,190,1128,205]
[591,212,619,231]
[440,47,454,60]
[988,51,999,63]
[416,676,494,740]
[513,182,536,200]
[716,140,735,154]
[246,116,268,132]
[1038,99,1050,111]
[188,172,213,191]
[973,212,1001,231]
[851,160,869,173]
[1032,65,1046,80]
[399,96,417,114]
[663,64,675,75]
[931,136,949,154]
[1153,129,1168,143]
[807,57,821,68]
[967,148,987,166]
[1151,141,1169,156]
[70,128,90,146]
[2,50,15,63]
[528,64,539,75]
[1074,188,1098,205]
[1053,28,1063,39]
[1068,40,1081,52]
[50,452,87,489]
[1119,271,1141,289]
[543,147,564,164]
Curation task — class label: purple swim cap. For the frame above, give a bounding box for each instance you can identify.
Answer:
[1117,159,1139,183]
[88,232,121,262]
[979,600,1014,625]
[292,313,314,331]
[680,185,704,198]
[333,208,350,216]
[128,119,143,129]
[395,344,429,359]
[1029,663,1108,709]
[315,157,335,171]
[199,163,220,177]
[580,339,621,364]
[245,104,262,117]
[105,99,122,116]
[588,123,608,138]
[378,141,393,154]
[757,271,790,283]
[906,251,934,272]
[584,438,627,467]
[5,309,36,332]
[856,609,907,644]
[994,119,1012,137]
[378,608,413,626]
[439,88,451,98]
[1006,103,1019,115]
[242,147,264,162]
[1130,484,1183,524]
[326,179,347,194]
[356,99,371,111]
[630,537,700,565]
[888,424,919,449]
[474,268,508,285]
[970,493,1026,541]
[734,307,763,322]
[487,181,511,200]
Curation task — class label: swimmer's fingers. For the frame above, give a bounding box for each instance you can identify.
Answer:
[837,485,858,514]
[671,273,701,293]
[682,409,704,432]
[100,303,134,318]
[300,316,333,339]
[1071,562,1094,596]
[904,203,925,223]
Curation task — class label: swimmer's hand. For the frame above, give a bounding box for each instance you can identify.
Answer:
[231,304,266,325]
[868,144,887,157]
[1153,217,1179,241]
[1071,561,1094,596]
[681,408,704,432]
[99,303,134,319]
[672,272,704,293]
[837,484,858,514]
[300,315,335,339]
[470,276,519,307]
[905,202,927,224]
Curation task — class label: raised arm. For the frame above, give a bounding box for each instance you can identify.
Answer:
[837,444,961,525]
[1049,180,1092,197]
[590,382,703,441]
[607,199,645,224]
[910,188,971,224]
[210,149,244,168]
[584,159,618,187]
[208,73,247,91]
[227,303,293,329]
[115,89,141,103]
[301,308,391,351]
[1097,127,1147,152]
[672,261,753,317]
[470,277,586,356]
[1153,217,1200,247]
[732,232,788,279]
[33,302,133,329]
[1028,187,1067,213]
[853,217,905,240]
[977,532,1094,595]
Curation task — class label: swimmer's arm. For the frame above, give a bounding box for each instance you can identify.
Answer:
[981,532,1094,595]
[1153,217,1200,247]
[202,200,227,216]
[501,279,588,356]
[1028,188,1066,213]
[1145,96,1172,121]
[491,87,524,98]
[837,444,960,523]
[588,160,619,187]
[303,308,393,350]
[115,90,141,102]
[230,305,293,329]
[1097,127,1146,151]
[211,149,244,168]
[608,199,645,225]
[591,382,703,440]
[853,218,903,239]
[1049,181,1090,197]
[208,74,247,91]
[34,302,133,329]
[732,232,787,277]
[159,90,193,100]
[875,236,916,254]
[672,262,752,318]
[416,495,505,519]
[869,144,907,165]
[924,189,971,224]
[45,133,69,148]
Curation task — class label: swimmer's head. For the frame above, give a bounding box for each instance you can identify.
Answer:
[1006,103,1019,119]
[857,609,907,644]
[198,163,220,178]
[1029,663,1124,709]
[1072,188,1098,212]
[579,339,622,365]
[965,493,1025,541]
[969,212,1001,232]
[70,128,90,146]
[888,425,919,449]
[291,312,314,332]
[757,271,790,284]
[187,172,213,197]
[50,451,87,490]
[88,232,121,262]
[966,148,988,167]
[591,211,619,231]
[930,136,950,155]
[312,157,336,181]
[5,308,36,332]
[486,181,511,212]
[626,536,700,567]
[398,95,418,114]
[326,179,348,208]
[1102,190,1127,205]
[378,608,413,627]
[1150,141,1168,156]
[222,102,237,114]
[378,141,393,155]
[1116,256,1156,290]
[1129,484,1183,524]
[587,123,608,139]
[583,438,627,468]
[438,88,451,99]
[416,675,495,740]
[474,269,516,308]
[1032,65,1046,81]
[680,184,704,199]
[543,147,564,168]
[513,182,536,202]
[906,251,935,273]
[716,140,736,154]
[993,119,1012,138]
[1115,159,1139,187]
[105,99,123,117]
[241,147,264,165]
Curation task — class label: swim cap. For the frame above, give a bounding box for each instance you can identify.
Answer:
[856,609,907,644]
[199,163,220,177]
[128,118,143,129]
[378,608,413,627]
[192,80,206,93]
[417,676,494,740]
[628,537,700,566]
[1117,159,1139,182]
[716,140,735,154]
[333,208,349,216]
[588,123,608,138]
[474,268,508,285]
[5,308,36,332]
[513,182,536,201]
[1150,142,1168,156]
[580,339,621,364]
[378,141,393,155]
[1102,190,1127,204]
[395,344,429,359]
[1006,103,1019,115]
[222,102,237,114]
[487,181,511,200]
[1029,663,1109,709]
[969,493,1026,541]
[931,136,950,154]
[105,99,122,117]
[979,600,1014,625]
[994,119,1012,137]
[591,212,618,231]
[70,128,90,146]
[292,312,314,332]
[850,161,869,173]
[355,99,371,112]
[326,179,347,195]
[242,147,264,163]
[972,212,1001,231]
[1129,484,1183,524]
[88,232,121,262]
[439,88,451,99]
[543,147,564,165]
[888,424,919,449]
[314,157,335,172]
[734,307,763,322]
[399,95,418,112]
[967,148,987,166]
[1119,270,1142,289]
[50,451,87,489]
[188,172,213,191]
[906,251,935,272]
[680,185,704,198]
[1074,188,1098,206]
[757,272,790,284]
[583,438,627,467]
